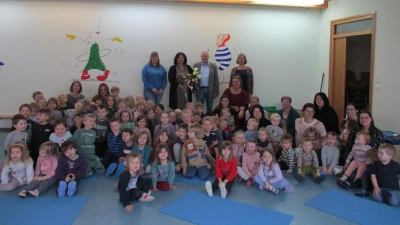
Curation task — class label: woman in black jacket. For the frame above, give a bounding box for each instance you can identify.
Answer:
[168,52,193,110]
[313,92,339,133]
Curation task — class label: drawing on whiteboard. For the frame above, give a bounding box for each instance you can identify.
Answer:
[214,34,232,84]
[0,61,4,66]
[66,17,123,82]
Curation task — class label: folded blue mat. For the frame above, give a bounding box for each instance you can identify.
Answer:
[305,189,400,225]
[81,173,99,182]
[0,197,88,225]
[160,190,293,225]
[174,173,215,185]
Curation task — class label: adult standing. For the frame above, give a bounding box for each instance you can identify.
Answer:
[278,96,300,146]
[66,81,85,109]
[168,52,193,110]
[229,53,253,100]
[222,76,247,129]
[91,83,110,103]
[142,51,167,105]
[295,103,327,147]
[193,51,219,116]
[313,92,339,133]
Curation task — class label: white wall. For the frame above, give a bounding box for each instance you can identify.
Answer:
[0,0,322,127]
[318,0,400,132]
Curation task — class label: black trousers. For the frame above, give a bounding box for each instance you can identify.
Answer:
[212,175,234,194]
[126,178,152,201]
[101,152,119,169]
[95,142,107,158]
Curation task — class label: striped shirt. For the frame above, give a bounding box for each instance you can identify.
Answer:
[295,118,326,146]
[346,144,371,163]
[279,147,296,172]
[107,132,122,155]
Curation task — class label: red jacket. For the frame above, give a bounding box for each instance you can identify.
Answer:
[216,157,237,181]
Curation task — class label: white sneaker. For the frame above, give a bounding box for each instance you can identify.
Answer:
[220,183,227,199]
[205,181,213,197]
[138,193,155,202]
[259,185,265,191]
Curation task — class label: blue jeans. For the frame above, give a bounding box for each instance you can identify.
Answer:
[254,175,287,190]
[197,87,213,116]
[372,188,400,206]
[144,88,163,105]
[186,166,210,180]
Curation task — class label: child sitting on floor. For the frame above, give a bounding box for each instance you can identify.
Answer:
[254,148,294,195]
[337,131,371,189]
[181,123,215,181]
[371,144,400,206]
[132,131,152,174]
[55,140,87,197]
[72,113,105,177]
[118,153,154,212]
[18,141,59,197]
[266,113,283,142]
[237,138,260,186]
[321,132,340,175]
[278,133,296,174]
[0,142,33,191]
[294,137,325,184]
[151,144,176,192]
[355,148,378,197]
[205,141,237,199]
[4,114,28,153]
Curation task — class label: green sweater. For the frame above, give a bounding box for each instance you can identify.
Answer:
[73,129,96,156]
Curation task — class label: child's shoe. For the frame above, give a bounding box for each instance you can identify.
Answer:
[352,178,362,188]
[269,187,279,195]
[314,175,325,184]
[67,181,77,197]
[259,185,265,190]
[294,173,305,183]
[336,179,351,190]
[355,189,369,197]
[246,179,253,187]
[138,193,155,202]
[115,163,125,178]
[205,181,213,197]
[238,178,243,183]
[28,190,39,197]
[105,163,117,177]
[58,181,67,197]
[220,183,227,199]
[18,190,27,198]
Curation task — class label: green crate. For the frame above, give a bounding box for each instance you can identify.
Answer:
[263,106,276,112]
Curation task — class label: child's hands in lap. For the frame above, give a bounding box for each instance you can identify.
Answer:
[125,205,134,211]
[286,170,292,174]
[152,186,158,192]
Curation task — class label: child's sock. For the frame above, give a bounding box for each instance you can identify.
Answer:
[105,163,117,177]
[28,189,39,197]
[339,175,348,181]
[67,181,77,197]
[205,181,213,197]
[115,162,125,178]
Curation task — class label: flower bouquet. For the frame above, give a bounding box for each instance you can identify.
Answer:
[179,67,201,98]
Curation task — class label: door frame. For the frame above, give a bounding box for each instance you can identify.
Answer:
[328,12,376,119]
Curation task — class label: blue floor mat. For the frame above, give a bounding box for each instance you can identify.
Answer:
[160,190,294,225]
[305,189,400,225]
[174,173,215,185]
[81,173,99,182]
[0,197,88,225]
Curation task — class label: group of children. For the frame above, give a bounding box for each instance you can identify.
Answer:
[1,86,399,211]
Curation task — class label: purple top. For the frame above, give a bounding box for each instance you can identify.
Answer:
[55,155,87,181]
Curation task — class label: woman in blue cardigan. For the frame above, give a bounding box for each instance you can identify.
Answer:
[142,51,167,105]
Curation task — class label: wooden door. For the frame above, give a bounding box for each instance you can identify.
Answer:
[329,38,346,123]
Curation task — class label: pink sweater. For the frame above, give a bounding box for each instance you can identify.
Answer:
[242,151,260,175]
[35,155,58,178]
